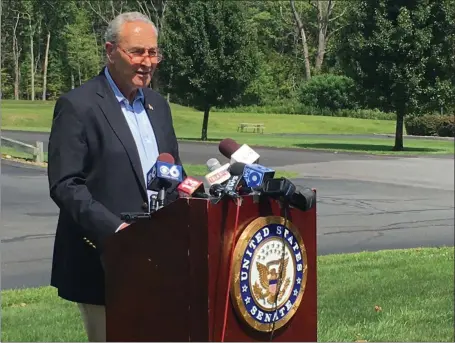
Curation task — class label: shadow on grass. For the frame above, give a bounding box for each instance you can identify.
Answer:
[293,142,442,153]
[178,137,220,143]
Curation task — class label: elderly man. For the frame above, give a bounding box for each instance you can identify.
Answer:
[47,12,182,341]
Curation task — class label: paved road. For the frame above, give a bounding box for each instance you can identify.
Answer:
[3,129,454,148]
[2,140,454,290]
[1,129,405,165]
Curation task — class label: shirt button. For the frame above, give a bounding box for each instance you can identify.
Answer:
[142,202,148,211]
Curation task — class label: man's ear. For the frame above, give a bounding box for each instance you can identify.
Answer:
[105,42,115,62]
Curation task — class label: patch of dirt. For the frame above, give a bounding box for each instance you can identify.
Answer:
[1,154,47,168]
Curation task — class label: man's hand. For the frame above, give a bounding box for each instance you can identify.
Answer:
[115,222,130,232]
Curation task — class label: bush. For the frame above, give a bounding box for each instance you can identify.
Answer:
[212,102,395,120]
[437,117,455,137]
[298,74,357,112]
[405,115,455,137]
[335,108,395,120]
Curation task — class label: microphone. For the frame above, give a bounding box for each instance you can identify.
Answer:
[177,176,209,199]
[209,162,246,200]
[204,158,231,185]
[262,178,316,211]
[260,177,296,200]
[289,185,316,211]
[218,138,260,165]
[147,153,183,211]
[242,164,275,188]
[206,158,222,171]
[209,183,224,198]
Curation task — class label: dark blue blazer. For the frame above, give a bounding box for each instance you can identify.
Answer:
[47,68,183,305]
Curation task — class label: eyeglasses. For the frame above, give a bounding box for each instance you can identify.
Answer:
[118,46,163,63]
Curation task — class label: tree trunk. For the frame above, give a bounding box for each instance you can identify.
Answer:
[42,31,50,100]
[314,0,333,72]
[14,55,19,100]
[13,13,20,100]
[315,30,326,72]
[78,60,82,86]
[0,0,2,97]
[393,112,404,151]
[29,19,35,101]
[71,72,75,89]
[201,106,211,141]
[290,0,311,80]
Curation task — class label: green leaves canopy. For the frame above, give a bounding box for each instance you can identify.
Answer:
[335,0,455,149]
[159,0,259,111]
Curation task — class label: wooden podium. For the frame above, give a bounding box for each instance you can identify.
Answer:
[103,194,317,342]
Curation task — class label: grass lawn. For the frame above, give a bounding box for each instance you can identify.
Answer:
[0,149,298,179]
[2,247,453,342]
[2,100,453,155]
[1,100,397,134]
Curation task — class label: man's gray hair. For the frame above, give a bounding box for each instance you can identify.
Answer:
[105,12,158,43]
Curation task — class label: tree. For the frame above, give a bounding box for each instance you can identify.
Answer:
[290,0,348,80]
[336,0,455,150]
[159,0,259,141]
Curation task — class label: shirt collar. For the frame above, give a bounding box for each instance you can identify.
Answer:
[104,67,144,104]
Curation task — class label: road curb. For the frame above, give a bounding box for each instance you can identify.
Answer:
[1,158,46,171]
[373,133,454,141]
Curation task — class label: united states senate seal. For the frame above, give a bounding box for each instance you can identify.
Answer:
[230,216,308,332]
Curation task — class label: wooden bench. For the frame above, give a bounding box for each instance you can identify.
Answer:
[237,123,265,134]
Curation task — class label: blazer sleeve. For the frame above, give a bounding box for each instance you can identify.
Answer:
[47,96,123,249]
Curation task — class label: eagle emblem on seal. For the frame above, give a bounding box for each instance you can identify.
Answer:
[252,257,291,305]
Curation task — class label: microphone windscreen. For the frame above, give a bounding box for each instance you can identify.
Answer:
[218,138,241,159]
[229,162,246,176]
[157,152,175,164]
[206,158,221,172]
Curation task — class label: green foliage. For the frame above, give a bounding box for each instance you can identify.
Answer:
[159,0,259,139]
[437,117,455,137]
[213,102,395,120]
[405,115,455,137]
[336,0,455,149]
[1,0,454,147]
[239,2,306,104]
[62,5,101,86]
[299,74,357,112]
[46,50,67,99]
[160,0,259,110]
[1,68,13,97]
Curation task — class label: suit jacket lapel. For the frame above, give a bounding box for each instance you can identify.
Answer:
[95,71,147,199]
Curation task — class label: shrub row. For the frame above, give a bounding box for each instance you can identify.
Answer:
[212,103,396,120]
[405,115,454,137]
[214,74,396,120]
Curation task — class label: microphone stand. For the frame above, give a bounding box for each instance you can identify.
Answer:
[156,186,166,210]
[150,193,158,213]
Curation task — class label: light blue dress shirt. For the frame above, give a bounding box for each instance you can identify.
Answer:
[104,68,160,207]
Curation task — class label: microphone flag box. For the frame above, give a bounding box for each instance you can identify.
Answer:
[243,164,275,188]
[147,161,183,190]
[178,177,204,197]
[204,163,231,185]
[230,144,260,165]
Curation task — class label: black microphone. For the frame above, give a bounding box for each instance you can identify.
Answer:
[146,153,183,211]
[260,177,296,200]
[261,178,316,211]
[208,162,246,200]
[289,185,316,211]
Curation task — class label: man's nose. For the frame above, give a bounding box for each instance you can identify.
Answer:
[141,57,153,67]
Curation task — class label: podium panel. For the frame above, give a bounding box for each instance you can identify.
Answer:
[103,194,317,342]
